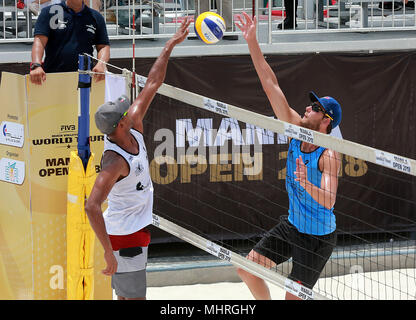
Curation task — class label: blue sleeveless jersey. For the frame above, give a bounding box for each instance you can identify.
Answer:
[286,139,336,235]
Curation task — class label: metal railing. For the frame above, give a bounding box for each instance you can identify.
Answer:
[0,0,415,43]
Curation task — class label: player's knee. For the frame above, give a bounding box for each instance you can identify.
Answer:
[236,267,246,279]
[237,267,256,282]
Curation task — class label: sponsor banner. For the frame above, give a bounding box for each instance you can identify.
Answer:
[0,72,111,300]
[203,97,229,116]
[375,150,412,174]
[25,72,110,300]
[0,121,24,148]
[0,72,32,300]
[152,214,161,227]
[0,158,25,185]
[206,241,232,262]
[284,123,315,144]
[284,278,314,300]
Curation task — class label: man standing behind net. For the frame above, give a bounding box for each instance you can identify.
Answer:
[235,12,342,300]
[85,18,191,300]
[29,0,110,85]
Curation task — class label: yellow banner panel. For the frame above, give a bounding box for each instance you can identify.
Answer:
[26,72,110,300]
[0,72,32,299]
[0,71,111,300]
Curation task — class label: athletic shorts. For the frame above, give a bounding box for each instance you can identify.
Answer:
[111,246,148,298]
[253,215,336,288]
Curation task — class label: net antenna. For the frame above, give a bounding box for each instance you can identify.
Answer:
[77,54,92,169]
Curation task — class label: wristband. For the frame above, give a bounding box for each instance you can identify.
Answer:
[30,62,42,71]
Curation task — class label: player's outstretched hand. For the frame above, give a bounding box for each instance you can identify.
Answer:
[171,17,191,45]
[235,12,257,43]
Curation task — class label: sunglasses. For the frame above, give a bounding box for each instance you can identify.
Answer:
[113,111,128,128]
[311,103,333,121]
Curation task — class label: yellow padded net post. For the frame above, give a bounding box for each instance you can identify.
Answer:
[66,151,97,300]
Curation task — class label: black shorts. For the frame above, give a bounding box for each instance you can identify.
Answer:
[253,215,336,289]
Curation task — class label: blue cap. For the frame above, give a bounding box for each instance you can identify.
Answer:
[309,91,342,128]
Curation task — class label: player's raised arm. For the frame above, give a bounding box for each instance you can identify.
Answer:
[235,12,301,125]
[127,18,191,133]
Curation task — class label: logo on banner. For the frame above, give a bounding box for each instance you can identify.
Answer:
[0,121,24,148]
[0,158,25,185]
[31,124,78,149]
[375,150,411,174]
[31,124,104,178]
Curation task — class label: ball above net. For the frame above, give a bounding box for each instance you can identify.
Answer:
[194,12,226,44]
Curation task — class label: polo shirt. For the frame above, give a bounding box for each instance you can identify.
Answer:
[34,1,110,73]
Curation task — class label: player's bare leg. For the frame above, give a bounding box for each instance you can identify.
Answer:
[236,250,276,300]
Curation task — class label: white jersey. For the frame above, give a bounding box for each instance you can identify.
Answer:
[102,129,153,235]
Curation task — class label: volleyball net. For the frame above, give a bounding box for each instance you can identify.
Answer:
[87,54,416,300]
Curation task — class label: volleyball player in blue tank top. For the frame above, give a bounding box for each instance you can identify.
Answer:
[236,12,342,300]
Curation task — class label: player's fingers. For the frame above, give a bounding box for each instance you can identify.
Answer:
[235,22,243,32]
[181,17,188,29]
[242,11,252,24]
[95,73,105,82]
[35,75,42,85]
[185,17,191,28]
[102,268,111,276]
[102,266,115,276]
[236,14,245,25]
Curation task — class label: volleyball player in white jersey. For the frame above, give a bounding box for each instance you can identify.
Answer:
[85,18,191,300]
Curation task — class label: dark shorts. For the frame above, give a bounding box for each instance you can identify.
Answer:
[253,215,336,289]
